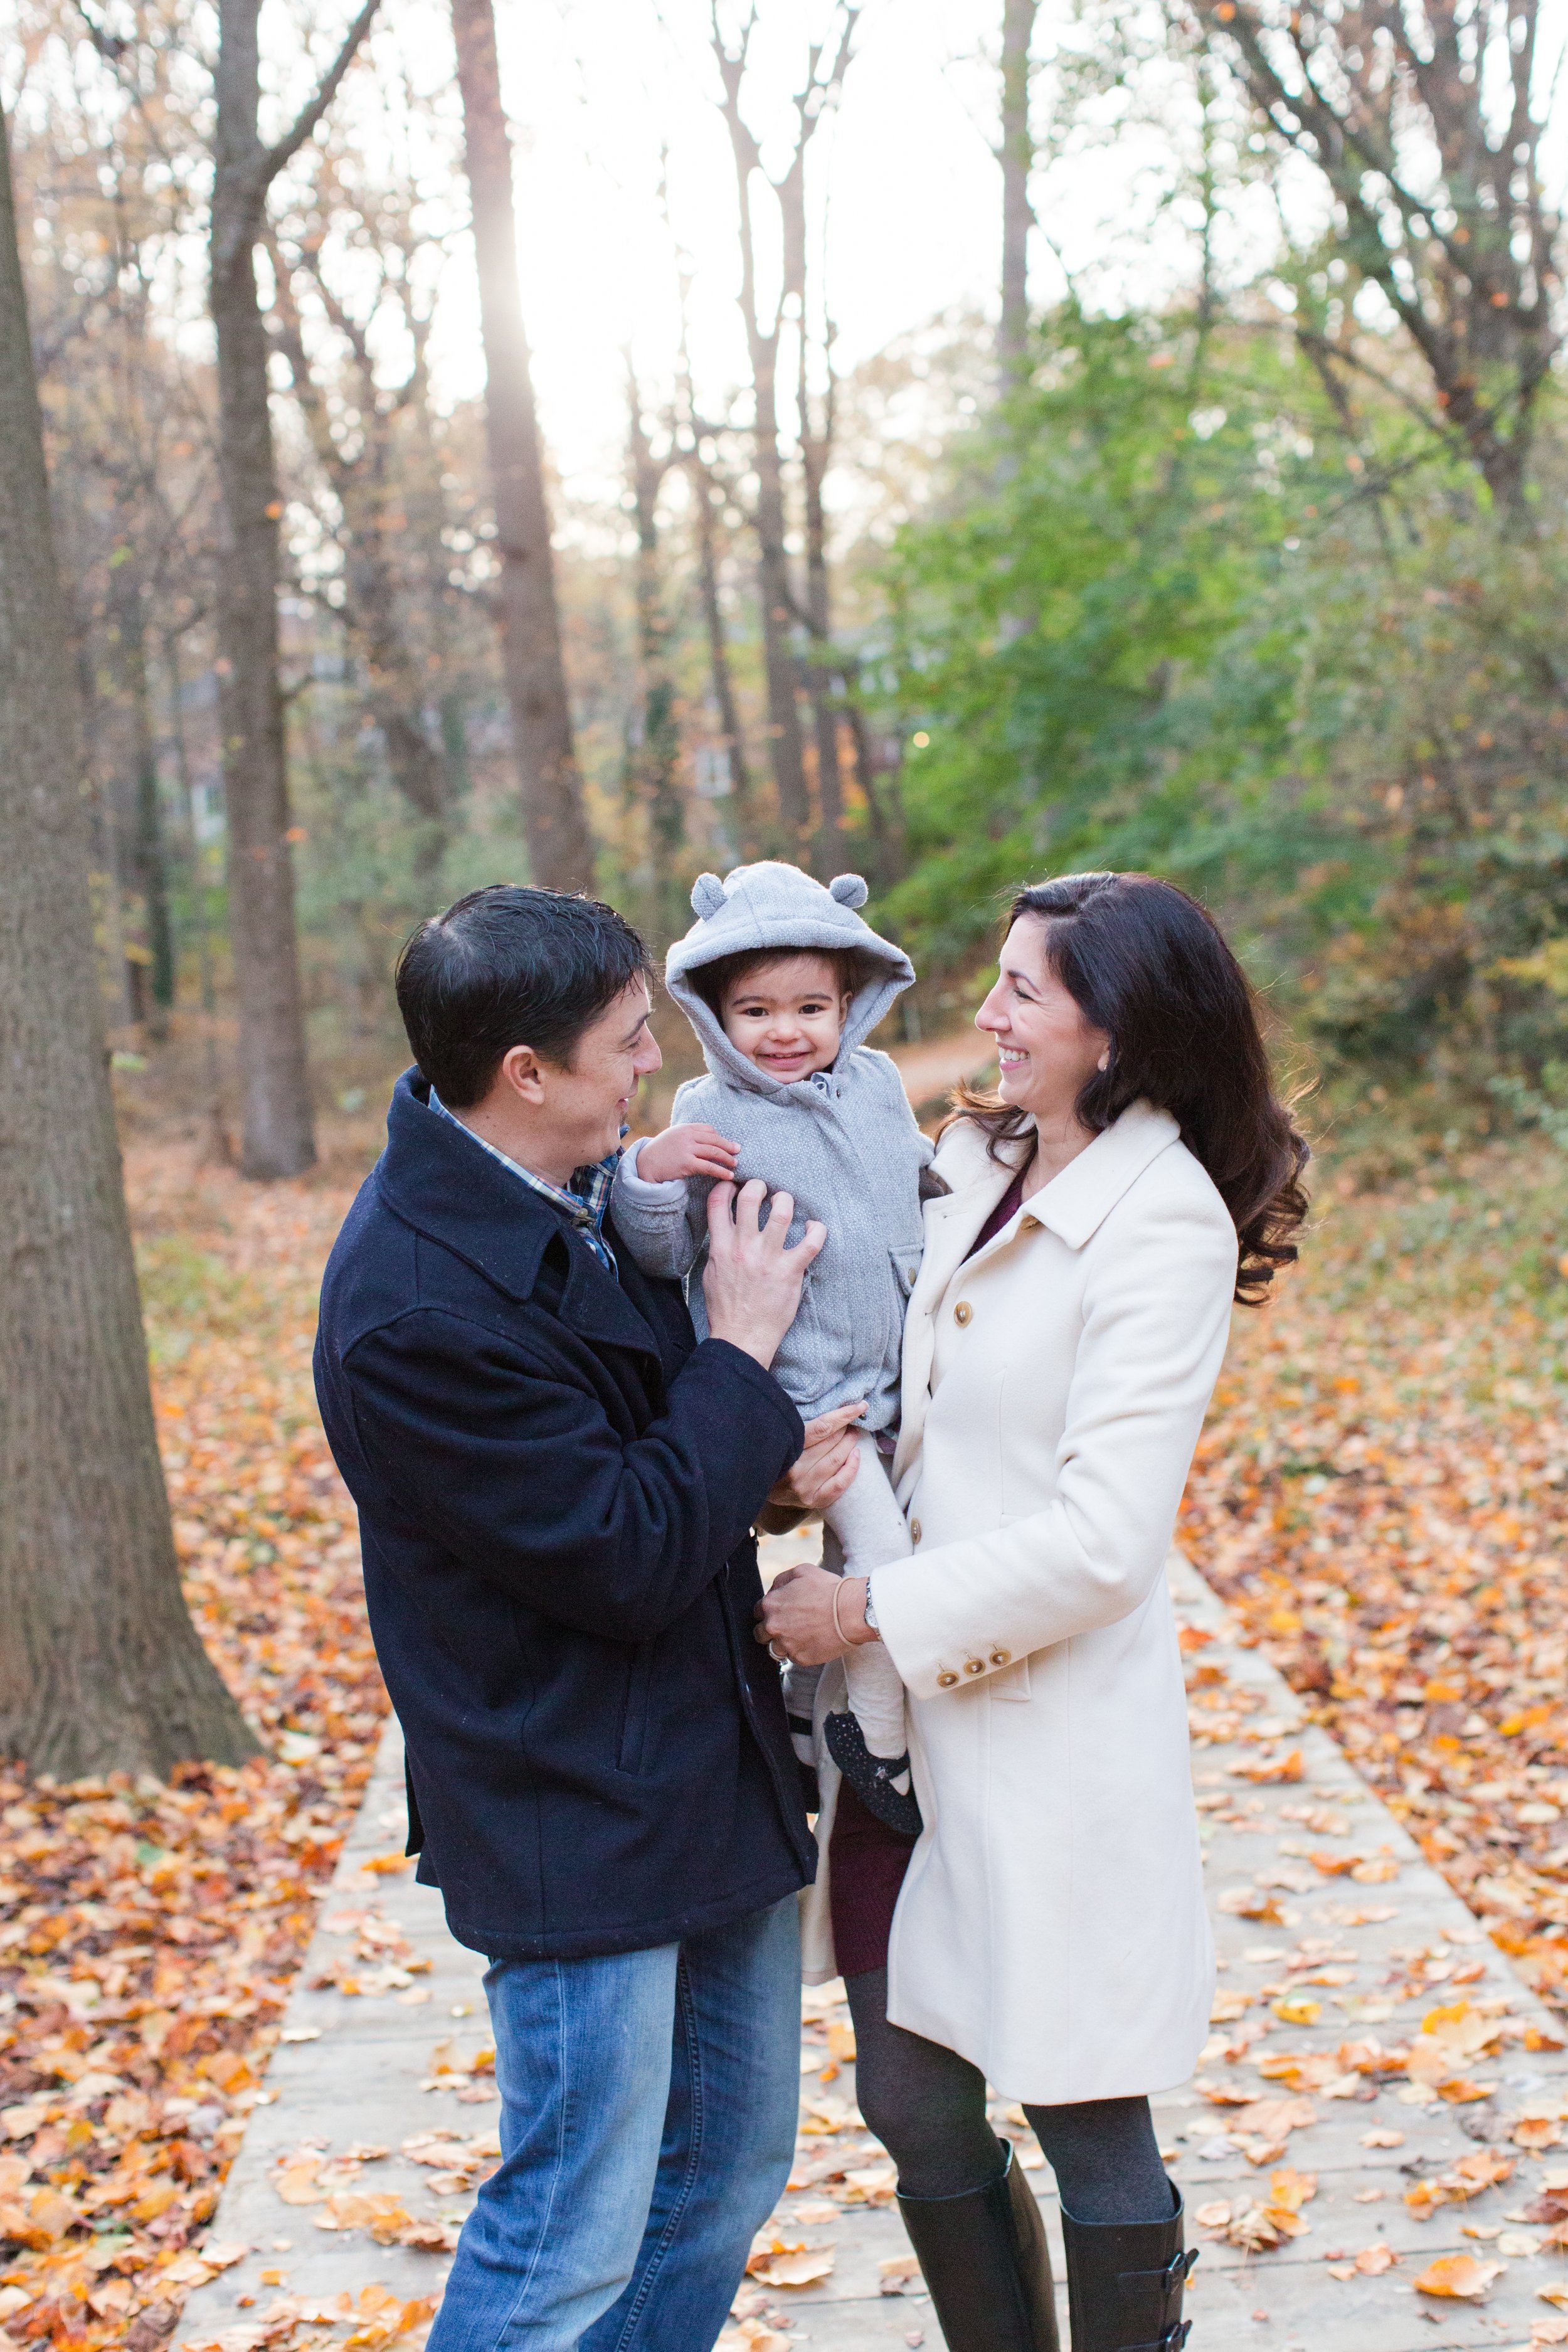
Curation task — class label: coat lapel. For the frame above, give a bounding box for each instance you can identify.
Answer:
[1029,1101,1180,1249]
[376,1070,662,1365]
[894,1142,1018,1489]
[891,1104,1182,1490]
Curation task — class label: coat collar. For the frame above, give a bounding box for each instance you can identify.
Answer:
[374,1069,661,1362]
[1027,1100,1181,1249]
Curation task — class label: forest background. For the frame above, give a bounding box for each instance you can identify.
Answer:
[23,0,1568,1169]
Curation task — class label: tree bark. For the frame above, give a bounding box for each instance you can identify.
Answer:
[625,371,686,932]
[999,0,1037,374]
[710,9,861,848]
[688,450,753,844]
[450,0,595,893]
[165,633,234,1163]
[213,0,311,1177]
[118,564,176,1035]
[0,101,257,1779]
[790,241,844,871]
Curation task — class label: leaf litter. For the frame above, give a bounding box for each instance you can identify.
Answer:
[1182,1153,1568,2016]
[0,1151,405,2350]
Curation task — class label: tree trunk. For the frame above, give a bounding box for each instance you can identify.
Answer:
[0,102,257,1778]
[626,374,686,935]
[791,254,844,871]
[165,633,234,1163]
[119,568,176,1036]
[999,0,1037,374]
[748,346,811,847]
[212,0,315,1177]
[687,450,754,848]
[450,0,594,894]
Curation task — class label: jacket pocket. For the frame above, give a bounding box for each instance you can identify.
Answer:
[889,1240,923,1306]
[616,1643,657,1773]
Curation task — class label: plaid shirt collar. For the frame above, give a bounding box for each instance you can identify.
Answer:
[429,1091,619,1276]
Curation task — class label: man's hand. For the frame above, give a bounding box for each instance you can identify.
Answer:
[755,1566,877,1665]
[702,1179,825,1371]
[637,1123,741,1184]
[768,1401,865,1514]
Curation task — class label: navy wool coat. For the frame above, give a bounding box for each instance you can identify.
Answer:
[314,1072,816,1961]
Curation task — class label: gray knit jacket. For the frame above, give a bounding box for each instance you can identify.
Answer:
[611,862,933,1431]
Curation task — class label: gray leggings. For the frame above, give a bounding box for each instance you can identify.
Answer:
[845,1968,1172,2225]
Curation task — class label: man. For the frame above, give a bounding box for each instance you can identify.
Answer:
[314,886,859,2351]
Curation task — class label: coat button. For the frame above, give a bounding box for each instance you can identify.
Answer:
[937,1670,959,1688]
[990,1648,1011,1667]
[963,1657,984,1676]
[953,1301,972,1326]
[910,1519,922,1544]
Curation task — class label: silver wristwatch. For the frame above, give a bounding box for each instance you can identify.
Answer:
[862,1585,880,1635]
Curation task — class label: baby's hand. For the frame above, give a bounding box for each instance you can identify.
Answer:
[637,1123,742,1184]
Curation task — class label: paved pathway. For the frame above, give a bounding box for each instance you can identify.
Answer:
[177,1545,1568,2352]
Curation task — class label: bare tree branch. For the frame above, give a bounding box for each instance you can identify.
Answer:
[258,0,381,194]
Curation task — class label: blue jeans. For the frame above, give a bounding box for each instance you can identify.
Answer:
[425,1897,801,2352]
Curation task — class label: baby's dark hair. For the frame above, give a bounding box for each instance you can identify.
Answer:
[691,945,866,1017]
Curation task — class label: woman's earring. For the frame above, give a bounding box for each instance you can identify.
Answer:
[1097,1052,1110,1073]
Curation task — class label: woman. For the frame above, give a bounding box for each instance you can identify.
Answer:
[758,874,1307,2352]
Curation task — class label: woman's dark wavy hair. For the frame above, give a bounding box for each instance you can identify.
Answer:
[949,872,1310,1305]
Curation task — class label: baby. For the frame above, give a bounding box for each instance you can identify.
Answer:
[612,862,933,1833]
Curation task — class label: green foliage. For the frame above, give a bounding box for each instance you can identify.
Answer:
[874,301,1568,1101]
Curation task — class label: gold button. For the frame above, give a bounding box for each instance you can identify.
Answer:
[990,1649,1011,1667]
[953,1301,972,1326]
[911,1519,922,1544]
[964,1657,984,1676]
[937,1670,959,1688]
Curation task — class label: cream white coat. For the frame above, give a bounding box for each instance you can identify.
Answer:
[830,1101,1236,2103]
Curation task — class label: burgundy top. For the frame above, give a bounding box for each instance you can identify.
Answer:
[827,1162,1029,1979]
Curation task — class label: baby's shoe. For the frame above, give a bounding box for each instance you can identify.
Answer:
[824,1711,923,1837]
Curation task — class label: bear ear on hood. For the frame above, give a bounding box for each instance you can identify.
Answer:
[691,873,729,919]
[829,874,868,909]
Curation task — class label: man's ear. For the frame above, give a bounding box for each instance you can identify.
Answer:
[498,1042,548,1105]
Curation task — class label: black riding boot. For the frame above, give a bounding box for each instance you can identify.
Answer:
[896,2142,1061,2351]
[1059,2184,1196,2351]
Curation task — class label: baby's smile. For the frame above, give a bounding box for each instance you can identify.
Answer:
[721,951,852,1084]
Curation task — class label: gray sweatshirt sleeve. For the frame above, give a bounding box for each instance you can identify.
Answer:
[610,1135,709,1281]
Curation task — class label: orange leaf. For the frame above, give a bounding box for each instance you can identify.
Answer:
[1412,2253,1503,2300]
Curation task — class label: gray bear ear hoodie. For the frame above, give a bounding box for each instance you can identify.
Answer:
[611,861,933,1432]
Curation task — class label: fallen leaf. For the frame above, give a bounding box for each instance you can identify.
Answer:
[1413,2254,1505,2301]
[1229,1749,1306,1784]
[750,2245,836,2289]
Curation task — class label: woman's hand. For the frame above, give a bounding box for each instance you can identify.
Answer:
[768,1401,865,1514]
[755,1566,875,1666]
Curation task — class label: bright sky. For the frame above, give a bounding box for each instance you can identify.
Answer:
[349,0,1224,497]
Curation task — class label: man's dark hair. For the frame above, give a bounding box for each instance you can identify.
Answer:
[395,886,654,1108]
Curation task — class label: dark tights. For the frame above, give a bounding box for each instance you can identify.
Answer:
[845,1968,1172,2226]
